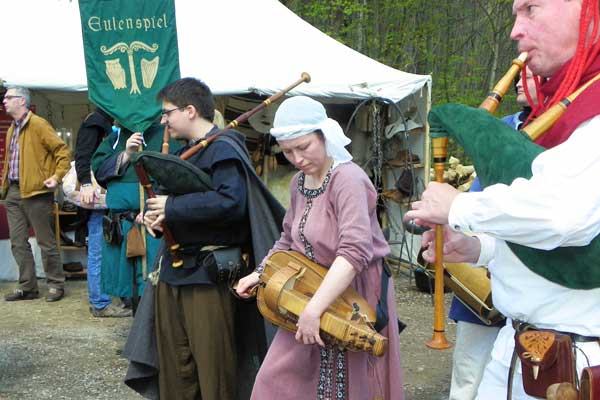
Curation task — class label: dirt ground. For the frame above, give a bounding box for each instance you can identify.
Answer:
[0,267,455,400]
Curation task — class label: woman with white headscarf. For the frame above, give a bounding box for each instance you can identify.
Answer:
[237,96,404,400]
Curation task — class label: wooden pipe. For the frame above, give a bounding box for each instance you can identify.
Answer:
[425,135,453,350]
[523,71,600,140]
[137,73,311,267]
[479,52,528,114]
[180,72,311,160]
[426,53,528,350]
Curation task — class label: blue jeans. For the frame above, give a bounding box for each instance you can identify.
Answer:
[87,211,112,310]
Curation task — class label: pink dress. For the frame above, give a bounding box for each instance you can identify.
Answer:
[251,162,404,400]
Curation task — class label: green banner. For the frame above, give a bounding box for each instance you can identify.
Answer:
[78,0,180,132]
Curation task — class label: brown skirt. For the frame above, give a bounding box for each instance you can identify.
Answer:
[155,281,237,400]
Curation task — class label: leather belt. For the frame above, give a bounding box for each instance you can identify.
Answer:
[566,333,600,343]
[110,210,138,223]
[512,319,599,342]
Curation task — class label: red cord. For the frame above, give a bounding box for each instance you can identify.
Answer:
[546,0,597,108]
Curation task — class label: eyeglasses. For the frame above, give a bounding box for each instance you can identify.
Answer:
[160,106,184,117]
[3,95,23,100]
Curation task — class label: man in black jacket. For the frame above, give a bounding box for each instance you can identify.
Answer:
[142,78,263,400]
[75,108,131,317]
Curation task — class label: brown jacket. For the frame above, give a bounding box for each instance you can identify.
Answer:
[1,111,71,199]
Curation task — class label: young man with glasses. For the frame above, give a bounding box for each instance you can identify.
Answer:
[143,77,248,400]
[1,86,71,302]
[126,77,281,400]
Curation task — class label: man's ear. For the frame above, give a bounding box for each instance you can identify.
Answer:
[184,104,198,119]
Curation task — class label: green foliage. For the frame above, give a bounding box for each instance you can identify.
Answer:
[281,0,520,115]
[280,0,523,163]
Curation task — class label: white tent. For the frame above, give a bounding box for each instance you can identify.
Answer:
[0,0,430,280]
[0,0,430,103]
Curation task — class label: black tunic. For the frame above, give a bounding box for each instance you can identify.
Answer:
[159,127,250,286]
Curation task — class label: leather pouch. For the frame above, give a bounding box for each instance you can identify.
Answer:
[515,329,575,398]
[207,247,246,285]
[580,364,600,400]
[126,224,146,258]
[102,214,123,246]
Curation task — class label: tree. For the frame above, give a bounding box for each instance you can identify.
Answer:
[280,0,520,112]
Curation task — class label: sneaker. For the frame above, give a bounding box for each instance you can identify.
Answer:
[90,303,132,318]
[5,289,39,301]
[45,288,64,302]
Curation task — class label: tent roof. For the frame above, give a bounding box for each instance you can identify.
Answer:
[1,0,430,103]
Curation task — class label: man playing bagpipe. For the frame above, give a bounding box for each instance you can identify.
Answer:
[123,77,284,400]
[406,0,600,399]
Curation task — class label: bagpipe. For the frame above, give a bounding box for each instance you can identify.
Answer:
[256,250,388,357]
[443,262,503,326]
[424,52,528,348]
[427,52,600,349]
[131,73,311,267]
[416,244,502,327]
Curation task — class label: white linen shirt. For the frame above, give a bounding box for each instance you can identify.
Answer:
[448,115,600,337]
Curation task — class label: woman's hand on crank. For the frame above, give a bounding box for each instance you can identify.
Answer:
[235,272,261,298]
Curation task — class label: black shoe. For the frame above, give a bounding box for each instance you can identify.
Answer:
[46,288,64,302]
[120,297,132,309]
[63,262,84,272]
[5,289,40,301]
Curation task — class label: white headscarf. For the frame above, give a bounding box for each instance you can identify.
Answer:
[270,96,352,168]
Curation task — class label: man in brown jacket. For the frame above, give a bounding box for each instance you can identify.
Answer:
[1,87,71,302]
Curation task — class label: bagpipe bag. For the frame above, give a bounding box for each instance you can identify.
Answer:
[428,103,600,289]
[130,151,212,194]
